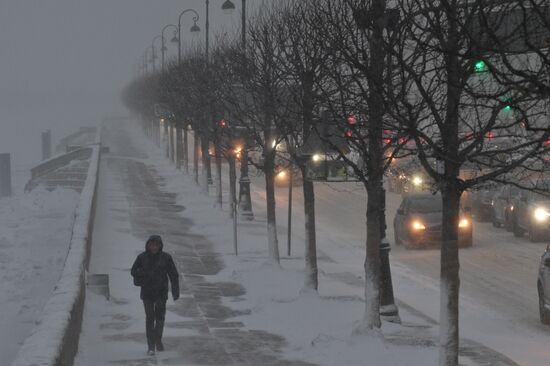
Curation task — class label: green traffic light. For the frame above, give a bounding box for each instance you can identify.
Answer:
[474,60,487,73]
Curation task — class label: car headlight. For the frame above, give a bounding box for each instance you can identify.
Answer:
[534,207,550,222]
[276,170,287,179]
[458,218,470,228]
[411,220,426,230]
[412,176,423,186]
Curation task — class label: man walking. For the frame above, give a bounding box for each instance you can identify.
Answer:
[131,235,180,355]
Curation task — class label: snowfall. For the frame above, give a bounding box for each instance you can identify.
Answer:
[3,119,550,366]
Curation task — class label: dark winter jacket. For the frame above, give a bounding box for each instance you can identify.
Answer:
[131,235,180,301]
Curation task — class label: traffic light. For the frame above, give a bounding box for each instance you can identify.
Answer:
[501,96,513,112]
[218,118,227,128]
[344,114,357,138]
[474,60,488,73]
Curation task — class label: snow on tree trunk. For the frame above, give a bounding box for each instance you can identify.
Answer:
[193,132,200,185]
[228,156,237,219]
[439,183,461,366]
[357,183,382,332]
[169,122,175,162]
[301,171,318,291]
[264,151,280,264]
[354,0,386,332]
[164,120,169,158]
[176,123,183,170]
[200,136,209,195]
[183,126,189,173]
[215,144,223,207]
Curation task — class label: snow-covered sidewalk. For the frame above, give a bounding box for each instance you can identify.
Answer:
[75,120,519,366]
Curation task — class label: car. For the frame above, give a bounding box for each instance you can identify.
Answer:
[463,188,498,222]
[491,185,521,231]
[274,166,302,187]
[393,193,473,249]
[509,188,550,242]
[537,245,550,324]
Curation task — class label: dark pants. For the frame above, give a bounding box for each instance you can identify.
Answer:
[143,299,166,350]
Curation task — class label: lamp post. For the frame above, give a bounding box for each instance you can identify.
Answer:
[176,9,201,174]
[143,47,152,75]
[151,35,162,72]
[223,0,253,220]
[161,24,178,72]
[203,0,213,186]
[177,9,201,65]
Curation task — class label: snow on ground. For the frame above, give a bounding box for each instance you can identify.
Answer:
[0,186,79,364]
[77,121,481,366]
[76,120,550,366]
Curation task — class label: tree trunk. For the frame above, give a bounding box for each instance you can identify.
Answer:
[201,136,209,194]
[439,182,461,366]
[215,143,223,207]
[361,181,382,331]
[229,155,237,218]
[164,120,169,158]
[176,123,183,170]
[440,6,461,364]
[357,0,386,331]
[206,145,213,185]
[155,120,161,147]
[264,150,280,264]
[183,125,189,173]
[301,167,318,291]
[193,131,200,185]
[169,122,175,162]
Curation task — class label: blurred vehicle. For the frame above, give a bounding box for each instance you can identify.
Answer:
[386,168,431,194]
[491,185,521,231]
[393,193,473,249]
[274,166,302,187]
[537,245,550,324]
[463,188,498,222]
[510,187,550,242]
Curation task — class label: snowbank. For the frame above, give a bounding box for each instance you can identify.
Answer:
[10,131,102,366]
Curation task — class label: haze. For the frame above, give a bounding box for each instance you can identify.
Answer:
[0,0,243,171]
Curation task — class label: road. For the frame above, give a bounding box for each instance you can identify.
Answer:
[235,165,550,365]
[179,129,550,365]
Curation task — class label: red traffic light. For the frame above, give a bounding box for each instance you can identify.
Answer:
[218,119,227,128]
[344,129,353,138]
[347,115,357,125]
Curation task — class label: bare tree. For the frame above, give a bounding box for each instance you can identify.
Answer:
[269,0,336,291]
[384,1,550,365]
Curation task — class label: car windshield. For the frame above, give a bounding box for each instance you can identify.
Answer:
[409,196,442,213]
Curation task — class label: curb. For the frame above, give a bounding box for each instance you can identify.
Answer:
[10,127,102,366]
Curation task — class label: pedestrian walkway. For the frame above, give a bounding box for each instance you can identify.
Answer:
[75,121,520,366]
[75,122,316,366]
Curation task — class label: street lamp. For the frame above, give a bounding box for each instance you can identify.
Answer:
[161,24,178,72]
[221,0,236,14]
[223,0,253,220]
[143,47,153,74]
[221,0,246,48]
[174,9,200,174]
[176,9,201,65]
[151,35,162,72]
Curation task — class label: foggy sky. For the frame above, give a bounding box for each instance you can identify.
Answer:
[0,0,247,168]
